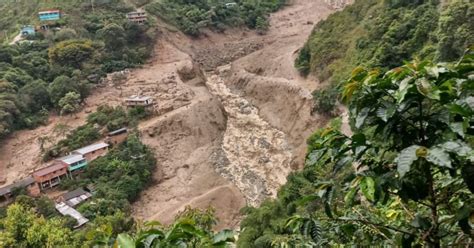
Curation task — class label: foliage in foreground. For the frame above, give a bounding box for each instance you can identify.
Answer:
[116,207,235,248]
[239,53,474,247]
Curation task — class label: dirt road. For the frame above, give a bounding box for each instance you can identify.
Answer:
[0,0,350,228]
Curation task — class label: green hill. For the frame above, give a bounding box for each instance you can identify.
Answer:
[295,0,473,84]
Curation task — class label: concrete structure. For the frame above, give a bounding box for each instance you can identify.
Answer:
[55,202,89,228]
[72,142,109,162]
[124,95,153,108]
[0,176,40,201]
[20,25,35,36]
[126,10,147,24]
[33,163,69,190]
[106,128,128,145]
[56,154,88,174]
[38,10,61,21]
[58,188,92,207]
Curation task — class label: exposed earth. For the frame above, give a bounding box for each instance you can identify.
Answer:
[0,0,351,229]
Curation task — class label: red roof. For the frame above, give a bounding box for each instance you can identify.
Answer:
[33,163,67,177]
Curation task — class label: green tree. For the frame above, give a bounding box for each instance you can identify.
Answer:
[48,39,95,69]
[48,75,80,106]
[98,23,126,51]
[58,92,82,116]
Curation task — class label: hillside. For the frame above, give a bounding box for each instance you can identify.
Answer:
[295,0,473,85]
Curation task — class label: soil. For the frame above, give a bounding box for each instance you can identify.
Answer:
[0,0,352,229]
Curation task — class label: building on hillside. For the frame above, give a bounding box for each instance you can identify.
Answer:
[56,154,88,175]
[55,202,89,228]
[124,95,154,109]
[72,142,109,162]
[33,163,69,190]
[20,25,35,36]
[58,188,92,207]
[38,9,61,21]
[106,128,128,145]
[126,9,147,24]
[0,176,40,202]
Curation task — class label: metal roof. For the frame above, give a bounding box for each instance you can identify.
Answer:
[57,154,85,165]
[55,202,89,228]
[108,128,128,136]
[33,163,67,177]
[73,142,109,155]
[62,188,89,201]
[0,176,36,196]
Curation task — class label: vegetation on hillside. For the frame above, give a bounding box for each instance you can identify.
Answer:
[145,0,287,35]
[297,0,473,114]
[239,52,474,247]
[0,0,154,140]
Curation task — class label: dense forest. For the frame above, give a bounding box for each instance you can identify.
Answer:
[296,0,473,114]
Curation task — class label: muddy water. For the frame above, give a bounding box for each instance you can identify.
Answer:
[206,73,293,206]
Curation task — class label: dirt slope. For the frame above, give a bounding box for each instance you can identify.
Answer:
[0,0,351,229]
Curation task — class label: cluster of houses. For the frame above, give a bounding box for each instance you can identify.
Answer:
[20,8,147,38]
[0,128,128,227]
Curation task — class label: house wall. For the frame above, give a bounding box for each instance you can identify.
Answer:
[83,147,108,162]
[108,133,128,145]
[34,168,68,183]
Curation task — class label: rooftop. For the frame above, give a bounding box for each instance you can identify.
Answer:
[33,163,67,177]
[73,142,109,155]
[125,95,152,102]
[108,128,128,136]
[62,188,89,201]
[57,154,85,165]
[55,202,89,228]
[0,176,35,196]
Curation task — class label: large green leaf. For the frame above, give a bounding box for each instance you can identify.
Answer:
[117,234,136,248]
[415,77,440,100]
[426,148,452,168]
[395,76,413,103]
[396,145,420,177]
[355,107,370,129]
[212,229,235,245]
[360,177,376,202]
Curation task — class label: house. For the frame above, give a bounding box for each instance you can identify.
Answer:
[58,188,92,207]
[56,154,88,174]
[38,10,61,21]
[106,128,128,145]
[124,95,153,108]
[0,176,40,201]
[126,9,147,24]
[72,142,109,162]
[33,163,69,190]
[20,25,35,36]
[55,202,89,228]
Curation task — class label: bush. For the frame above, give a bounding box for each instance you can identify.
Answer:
[311,87,339,115]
